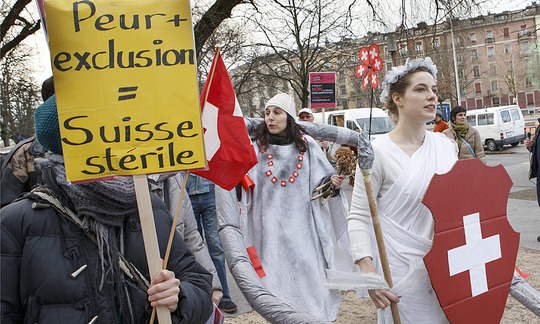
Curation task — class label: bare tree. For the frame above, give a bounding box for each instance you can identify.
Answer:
[1,0,41,60]
[246,0,354,108]
[1,0,250,61]
[1,45,40,146]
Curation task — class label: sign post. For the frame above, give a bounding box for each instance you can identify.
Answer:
[44,1,206,322]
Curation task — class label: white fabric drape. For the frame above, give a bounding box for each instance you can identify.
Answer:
[239,135,353,322]
[348,131,457,323]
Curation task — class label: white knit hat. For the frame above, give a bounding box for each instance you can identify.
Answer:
[265,93,296,118]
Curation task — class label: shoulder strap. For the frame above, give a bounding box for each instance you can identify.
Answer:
[455,133,476,158]
[30,188,150,290]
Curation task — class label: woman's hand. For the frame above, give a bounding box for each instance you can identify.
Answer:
[356,257,400,309]
[147,270,181,312]
[212,289,223,305]
[330,174,346,189]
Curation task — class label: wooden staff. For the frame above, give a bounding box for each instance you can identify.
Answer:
[149,171,190,324]
[362,171,401,324]
[133,174,172,324]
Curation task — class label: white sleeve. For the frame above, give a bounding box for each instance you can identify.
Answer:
[347,152,385,262]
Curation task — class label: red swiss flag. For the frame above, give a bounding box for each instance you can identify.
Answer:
[192,48,258,190]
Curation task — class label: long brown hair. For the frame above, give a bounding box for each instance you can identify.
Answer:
[254,114,308,152]
[385,66,434,122]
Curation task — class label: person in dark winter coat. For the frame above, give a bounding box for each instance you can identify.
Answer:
[0,76,53,207]
[525,118,540,206]
[0,96,213,324]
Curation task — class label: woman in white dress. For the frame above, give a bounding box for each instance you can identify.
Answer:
[348,58,458,323]
[239,93,351,322]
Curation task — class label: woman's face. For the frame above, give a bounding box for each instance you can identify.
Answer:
[393,71,438,123]
[265,106,288,136]
[454,112,467,125]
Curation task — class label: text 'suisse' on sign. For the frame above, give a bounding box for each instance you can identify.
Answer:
[44,0,206,182]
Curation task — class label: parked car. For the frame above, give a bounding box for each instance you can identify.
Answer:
[313,108,395,140]
[466,105,526,151]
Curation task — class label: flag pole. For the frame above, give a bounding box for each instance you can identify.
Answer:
[149,48,221,324]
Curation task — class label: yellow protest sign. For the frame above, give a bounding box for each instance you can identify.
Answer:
[44,0,205,182]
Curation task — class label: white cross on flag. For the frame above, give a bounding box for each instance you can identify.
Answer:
[423,159,519,323]
[192,48,258,190]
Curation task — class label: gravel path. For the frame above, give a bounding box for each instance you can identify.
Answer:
[225,247,540,323]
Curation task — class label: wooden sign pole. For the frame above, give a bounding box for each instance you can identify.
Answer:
[133,174,172,324]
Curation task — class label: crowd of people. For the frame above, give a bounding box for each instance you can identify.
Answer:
[1,55,537,324]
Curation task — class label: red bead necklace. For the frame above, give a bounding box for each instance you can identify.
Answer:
[258,136,306,187]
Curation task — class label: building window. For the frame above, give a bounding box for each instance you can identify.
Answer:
[355,81,362,92]
[486,30,494,43]
[521,24,528,36]
[527,93,534,106]
[490,80,498,91]
[399,44,408,56]
[503,27,510,38]
[432,37,440,49]
[471,49,478,61]
[473,66,480,78]
[386,62,393,71]
[458,69,464,78]
[487,46,495,58]
[489,64,497,76]
[342,100,348,109]
[460,87,467,97]
[470,32,477,44]
[504,44,512,55]
[492,97,500,106]
[340,84,346,95]
[415,41,423,53]
[338,71,345,81]
[356,98,363,107]
[476,99,483,108]
[526,75,533,87]
[475,82,482,94]
[457,53,463,62]
[521,41,529,53]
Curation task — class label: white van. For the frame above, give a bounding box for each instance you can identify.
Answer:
[466,105,526,151]
[314,108,395,140]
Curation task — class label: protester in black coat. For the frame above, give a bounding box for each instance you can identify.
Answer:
[0,96,213,324]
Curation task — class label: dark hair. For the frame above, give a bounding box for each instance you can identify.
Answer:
[385,66,433,122]
[41,76,55,101]
[254,114,308,152]
[450,105,466,123]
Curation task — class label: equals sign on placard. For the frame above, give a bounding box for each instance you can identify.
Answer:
[118,86,138,101]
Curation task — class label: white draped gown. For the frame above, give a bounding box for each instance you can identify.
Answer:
[239,135,352,322]
[348,131,458,323]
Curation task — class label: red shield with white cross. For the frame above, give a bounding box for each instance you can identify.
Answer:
[423,159,519,323]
